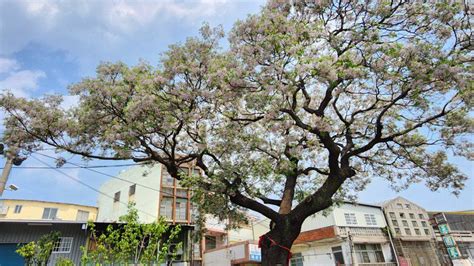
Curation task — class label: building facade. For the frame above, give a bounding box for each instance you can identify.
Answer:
[428,211,474,265]
[0,220,89,265]
[97,163,201,265]
[289,202,396,266]
[0,199,97,222]
[381,197,440,266]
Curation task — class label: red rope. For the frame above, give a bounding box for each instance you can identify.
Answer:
[258,234,292,265]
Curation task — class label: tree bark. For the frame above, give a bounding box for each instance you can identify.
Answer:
[260,218,302,266]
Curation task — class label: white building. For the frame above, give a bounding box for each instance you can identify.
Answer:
[290,202,396,266]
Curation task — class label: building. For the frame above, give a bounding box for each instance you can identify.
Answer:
[381,197,441,266]
[97,163,201,265]
[428,210,474,265]
[0,219,89,265]
[0,198,98,222]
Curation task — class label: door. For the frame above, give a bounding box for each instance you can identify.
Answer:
[0,244,24,266]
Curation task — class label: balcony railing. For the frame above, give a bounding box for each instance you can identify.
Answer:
[337,227,387,238]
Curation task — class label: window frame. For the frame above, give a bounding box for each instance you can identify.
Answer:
[129,184,136,196]
[114,191,121,203]
[14,205,22,214]
[76,210,89,221]
[52,237,73,253]
[42,208,58,220]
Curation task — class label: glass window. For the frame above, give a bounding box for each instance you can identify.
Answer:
[424,229,430,235]
[192,169,201,176]
[402,220,408,227]
[114,191,120,203]
[405,204,411,209]
[344,213,357,225]
[332,246,345,265]
[290,253,303,266]
[422,221,428,227]
[392,220,399,226]
[412,221,418,227]
[399,212,406,218]
[354,244,384,263]
[76,210,89,221]
[415,229,421,235]
[175,198,188,221]
[42,208,58,220]
[176,189,188,198]
[395,228,401,235]
[160,197,173,220]
[129,184,136,196]
[162,187,174,197]
[419,213,424,219]
[205,235,217,250]
[14,205,22,213]
[405,228,412,235]
[409,213,415,219]
[53,237,73,253]
[397,203,403,209]
[389,212,396,218]
[365,214,377,225]
[162,170,174,186]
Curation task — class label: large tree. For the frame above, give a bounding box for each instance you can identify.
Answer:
[1,1,472,265]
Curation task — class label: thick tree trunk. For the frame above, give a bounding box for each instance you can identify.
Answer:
[260,218,302,266]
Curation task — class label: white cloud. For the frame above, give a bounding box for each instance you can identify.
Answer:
[0,69,46,98]
[0,58,20,74]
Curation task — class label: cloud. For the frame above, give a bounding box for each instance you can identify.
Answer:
[0,69,46,98]
[0,58,20,74]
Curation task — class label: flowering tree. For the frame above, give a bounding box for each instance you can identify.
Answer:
[1,1,472,265]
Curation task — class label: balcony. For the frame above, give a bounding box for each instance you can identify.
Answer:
[434,229,474,242]
[336,227,389,242]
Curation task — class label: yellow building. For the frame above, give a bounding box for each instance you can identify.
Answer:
[0,199,98,222]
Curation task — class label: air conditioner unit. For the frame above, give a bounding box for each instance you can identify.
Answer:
[0,206,8,215]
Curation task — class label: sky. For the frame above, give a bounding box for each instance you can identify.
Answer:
[0,0,472,212]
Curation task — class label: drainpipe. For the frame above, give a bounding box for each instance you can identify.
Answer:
[382,207,400,266]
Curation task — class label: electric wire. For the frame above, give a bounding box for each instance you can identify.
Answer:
[30,154,159,219]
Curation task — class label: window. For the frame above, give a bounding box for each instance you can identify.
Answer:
[129,184,136,196]
[405,228,412,235]
[175,198,188,221]
[391,220,399,226]
[290,253,303,266]
[14,205,22,213]
[409,213,415,219]
[176,189,187,198]
[344,213,357,225]
[76,210,89,221]
[205,235,217,250]
[162,187,174,197]
[397,203,403,209]
[354,244,384,263]
[332,246,345,265]
[402,220,409,227]
[389,212,396,218]
[415,229,421,235]
[412,221,418,227]
[424,229,430,235]
[160,197,173,219]
[162,170,174,186]
[365,214,377,225]
[114,191,120,203]
[405,204,411,209]
[42,208,58,220]
[52,237,73,253]
[399,212,406,218]
[395,228,401,235]
[421,221,428,227]
[419,213,424,219]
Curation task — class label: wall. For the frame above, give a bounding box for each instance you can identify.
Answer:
[333,203,387,228]
[203,242,247,266]
[0,199,97,221]
[0,221,88,265]
[97,164,162,223]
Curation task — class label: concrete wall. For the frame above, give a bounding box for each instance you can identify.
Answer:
[0,199,97,221]
[204,243,247,266]
[97,164,162,223]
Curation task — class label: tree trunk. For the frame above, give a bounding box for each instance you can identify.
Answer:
[260,218,302,266]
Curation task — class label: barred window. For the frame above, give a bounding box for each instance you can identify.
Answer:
[52,237,73,253]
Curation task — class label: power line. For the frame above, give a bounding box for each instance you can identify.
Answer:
[0,164,144,169]
[30,154,159,219]
[34,152,175,197]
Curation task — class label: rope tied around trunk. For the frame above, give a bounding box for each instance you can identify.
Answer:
[258,234,292,265]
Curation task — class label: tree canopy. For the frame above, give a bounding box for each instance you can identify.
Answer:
[1,1,472,263]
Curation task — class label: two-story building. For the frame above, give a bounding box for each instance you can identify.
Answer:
[381,197,440,266]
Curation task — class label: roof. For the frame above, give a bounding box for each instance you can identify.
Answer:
[0,219,88,225]
[0,198,97,209]
[427,210,474,215]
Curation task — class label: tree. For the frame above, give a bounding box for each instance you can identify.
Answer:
[16,231,60,266]
[1,1,472,265]
[81,203,181,265]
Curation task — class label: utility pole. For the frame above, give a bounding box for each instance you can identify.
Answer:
[0,158,13,197]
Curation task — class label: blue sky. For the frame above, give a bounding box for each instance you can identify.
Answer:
[0,0,472,211]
